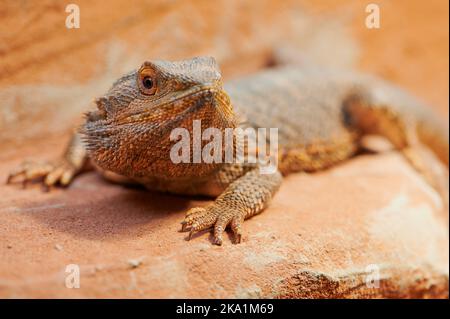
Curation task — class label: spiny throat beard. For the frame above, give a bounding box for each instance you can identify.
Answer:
[82,88,236,181]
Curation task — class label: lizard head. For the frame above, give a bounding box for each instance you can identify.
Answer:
[82,56,236,180]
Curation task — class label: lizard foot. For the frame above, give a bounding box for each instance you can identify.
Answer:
[181,205,244,245]
[6,159,77,190]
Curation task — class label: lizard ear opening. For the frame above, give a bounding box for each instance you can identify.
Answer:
[138,62,158,95]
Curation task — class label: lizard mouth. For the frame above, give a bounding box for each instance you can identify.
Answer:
[115,85,232,125]
[84,85,230,125]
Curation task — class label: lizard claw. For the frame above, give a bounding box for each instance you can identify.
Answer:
[188,229,194,241]
[180,221,189,232]
[7,159,77,190]
[181,205,245,245]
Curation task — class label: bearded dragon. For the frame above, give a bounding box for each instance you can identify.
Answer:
[7,57,449,245]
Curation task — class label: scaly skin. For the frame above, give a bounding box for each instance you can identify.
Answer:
[7,57,449,245]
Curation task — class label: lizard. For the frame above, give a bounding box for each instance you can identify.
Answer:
[6,56,449,245]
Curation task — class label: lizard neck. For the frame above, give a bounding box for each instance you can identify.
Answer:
[85,87,238,182]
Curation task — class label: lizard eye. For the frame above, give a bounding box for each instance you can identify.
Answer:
[142,77,153,89]
[138,65,157,95]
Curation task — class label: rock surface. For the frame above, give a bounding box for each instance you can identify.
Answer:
[0,145,448,298]
[0,0,448,298]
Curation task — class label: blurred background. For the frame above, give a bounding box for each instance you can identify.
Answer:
[0,0,448,153]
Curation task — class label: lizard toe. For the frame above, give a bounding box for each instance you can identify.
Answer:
[230,216,244,244]
[181,207,208,231]
[182,206,221,241]
[212,216,230,246]
[182,204,248,245]
[44,167,65,187]
[7,160,77,190]
[7,161,53,186]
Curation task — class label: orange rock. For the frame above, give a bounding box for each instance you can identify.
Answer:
[0,149,448,298]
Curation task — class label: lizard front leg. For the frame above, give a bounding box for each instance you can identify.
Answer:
[181,168,282,245]
[7,132,90,189]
